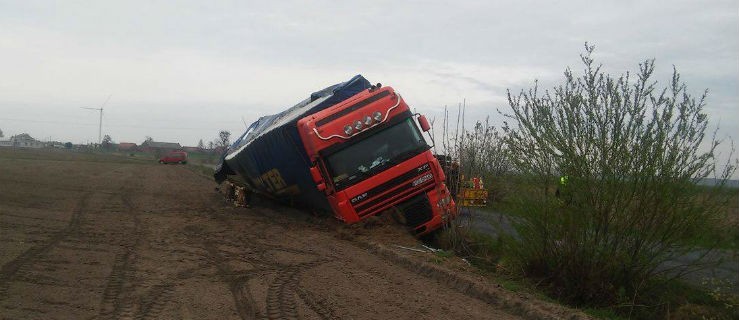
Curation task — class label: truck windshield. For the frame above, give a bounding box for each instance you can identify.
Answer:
[326,118,429,190]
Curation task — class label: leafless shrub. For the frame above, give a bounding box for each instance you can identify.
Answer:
[459,118,512,202]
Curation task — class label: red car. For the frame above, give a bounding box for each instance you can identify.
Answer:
[159,151,188,164]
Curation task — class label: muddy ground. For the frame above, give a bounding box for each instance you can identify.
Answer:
[1,149,584,320]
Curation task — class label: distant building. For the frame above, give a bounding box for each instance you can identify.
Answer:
[0,133,44,148]
[49,142,65,148]
[117,142,138,151]
[140,141,182,154]
[182,146,202,153]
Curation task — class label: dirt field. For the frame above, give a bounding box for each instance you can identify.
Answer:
[1,149,577,320]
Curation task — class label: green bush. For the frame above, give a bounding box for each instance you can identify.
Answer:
[501,44,737,306]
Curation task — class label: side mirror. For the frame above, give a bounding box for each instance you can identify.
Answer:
[310,166,328,192]
[418,115,431,132]
[309,166,323,183]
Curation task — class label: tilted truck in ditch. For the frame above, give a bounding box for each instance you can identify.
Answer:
[214,75,457,236]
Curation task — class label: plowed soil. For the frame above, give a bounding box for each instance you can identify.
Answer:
[0,149,545,320]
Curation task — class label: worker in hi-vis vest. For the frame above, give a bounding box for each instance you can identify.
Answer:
[555,175,569,200]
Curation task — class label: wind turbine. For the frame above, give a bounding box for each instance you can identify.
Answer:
[81,94,112,145]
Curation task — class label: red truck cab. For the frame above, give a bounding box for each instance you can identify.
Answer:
[297,86,457,235]
[159,151,188,164]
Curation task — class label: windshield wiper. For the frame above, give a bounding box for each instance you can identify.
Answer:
[390,145,427,165]
[345,170,370,183]
[334,169,361,185]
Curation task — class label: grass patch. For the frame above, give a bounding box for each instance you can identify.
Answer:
[427,249,462,264]
[185,162,216,179]
[679,190,739,250]
[583,307,625,320]
[0,148,147,164]
[186,152,221,165]
[687,229,739,250]
[598,279,739,320]
[432,218,738,319]
[434,249,454,259]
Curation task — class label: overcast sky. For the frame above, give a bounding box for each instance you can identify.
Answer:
[1,1,737,164]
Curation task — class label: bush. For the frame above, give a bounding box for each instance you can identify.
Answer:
[459,118,512,202]
[501,44,737,306]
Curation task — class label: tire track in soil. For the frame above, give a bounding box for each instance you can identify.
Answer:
[202,238,263,320]
[266,267,300,320]
[199,209,284,320]
[136,283,174,320]
[96,192,143,320]
[0,192,92,300]
[265,260,337,320]
[134,264,209,320]
[197,230,327,320]
[202,204,340,320]
[295,286,341,320]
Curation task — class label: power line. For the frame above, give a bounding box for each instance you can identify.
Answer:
[0,117,97,126]
[0,117,233,131]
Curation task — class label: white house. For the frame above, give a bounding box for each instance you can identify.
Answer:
[0,133,45,148]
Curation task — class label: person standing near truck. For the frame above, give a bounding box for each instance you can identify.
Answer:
[555,175,569,203]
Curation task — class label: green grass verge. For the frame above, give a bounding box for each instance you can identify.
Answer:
[186,162,216,180]
[433,223,738,319]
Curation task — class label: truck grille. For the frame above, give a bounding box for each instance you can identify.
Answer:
[399,195,433,228]
[351,163,434,216]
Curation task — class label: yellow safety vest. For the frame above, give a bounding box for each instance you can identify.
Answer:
[560,176,568,186]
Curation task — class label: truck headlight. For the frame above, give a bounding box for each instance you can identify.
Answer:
[364,115,373,126]
[344,125,353,135]
[354,120,363,130]
[437,194,452,207]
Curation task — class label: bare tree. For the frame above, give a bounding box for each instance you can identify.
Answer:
[458,118,511,201]
[102,135,113,150]
[216,130,231,148]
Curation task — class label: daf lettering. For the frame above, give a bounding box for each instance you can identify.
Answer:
[351,192,368,204]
